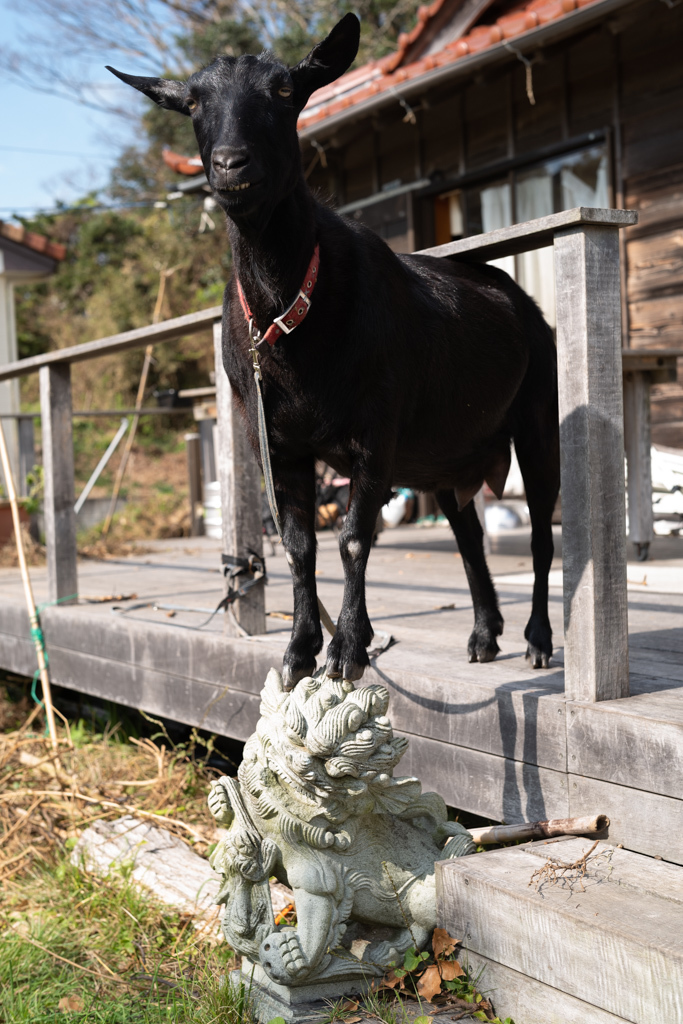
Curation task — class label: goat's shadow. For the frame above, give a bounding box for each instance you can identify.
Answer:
[371,659,563,824]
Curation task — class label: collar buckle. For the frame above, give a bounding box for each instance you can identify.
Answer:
[273,290,311,335]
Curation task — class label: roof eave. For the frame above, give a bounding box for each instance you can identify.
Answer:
[299,0,641,142]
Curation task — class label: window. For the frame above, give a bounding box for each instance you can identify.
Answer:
[435,144,610,325]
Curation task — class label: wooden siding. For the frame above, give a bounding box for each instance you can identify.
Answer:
[464,74,509,169]
[421,93,462,178]
[623,0,683,441]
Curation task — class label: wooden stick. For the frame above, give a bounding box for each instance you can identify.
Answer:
[102,264,181,537]
[101,346,152,536]
[468,813,609,846]
[0,420,59,750]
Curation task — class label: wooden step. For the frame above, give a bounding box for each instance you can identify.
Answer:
[436,837,683,1024]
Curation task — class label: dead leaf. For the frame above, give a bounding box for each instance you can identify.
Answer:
[343,1017,362,1022]
[58,994,84,1012]
[416,965,443,1002]
[350,938,371,960]
[432,927,460,960]
[341,1000,359,1011]
[440,960,465,981]
[380,970,403,990]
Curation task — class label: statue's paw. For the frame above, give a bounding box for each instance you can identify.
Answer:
[440,821,477,858]
[207,780,234,826]
[260,928,309,984]
[368,940,399,971]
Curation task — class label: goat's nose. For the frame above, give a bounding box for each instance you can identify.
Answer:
[212,147,249,171]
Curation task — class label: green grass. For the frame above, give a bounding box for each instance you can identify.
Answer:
[0,857,253,1024]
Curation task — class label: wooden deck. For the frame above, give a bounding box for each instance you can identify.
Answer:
[1,523,682,864]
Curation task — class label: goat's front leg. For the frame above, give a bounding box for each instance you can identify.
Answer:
[277,458,323,690]
[326,461,386,681]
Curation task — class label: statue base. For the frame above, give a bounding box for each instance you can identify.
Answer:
[232,962,374,1023]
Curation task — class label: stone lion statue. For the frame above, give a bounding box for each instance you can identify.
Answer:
[208,668,474,987]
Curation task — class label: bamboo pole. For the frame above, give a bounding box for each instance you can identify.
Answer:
[0,419,59,750]
[468,813,609,846]
[102,264,181,537]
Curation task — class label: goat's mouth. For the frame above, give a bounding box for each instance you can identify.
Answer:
[215,178,264,198]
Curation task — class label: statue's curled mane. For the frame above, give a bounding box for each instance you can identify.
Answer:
[237,669,443,850]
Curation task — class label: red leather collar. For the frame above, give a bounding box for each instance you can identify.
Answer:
[236,245,320,347]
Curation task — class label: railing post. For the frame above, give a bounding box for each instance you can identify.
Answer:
[554,224,629,701]
[623,370,654,560]
[18,416,35,497]
[39,363,78,603]
[185,431,204,537]
[213,321,266,635]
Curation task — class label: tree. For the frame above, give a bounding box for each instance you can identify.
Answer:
[0,0,422,117]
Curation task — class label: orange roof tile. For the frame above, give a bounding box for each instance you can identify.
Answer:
[162,148,204,176]
[298,0,600,132]
[0,221,66,262]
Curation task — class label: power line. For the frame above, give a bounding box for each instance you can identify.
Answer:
[0,195,194,214]
[0,145,105,158]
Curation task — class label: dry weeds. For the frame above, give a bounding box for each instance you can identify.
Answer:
[528,840,601,895]
[0,694,225,888]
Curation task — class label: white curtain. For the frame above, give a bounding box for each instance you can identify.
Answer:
[515,171,556,326]
[561,152,609,209]
[480,182,515,279]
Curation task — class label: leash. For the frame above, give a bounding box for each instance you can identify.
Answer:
[248,319,337,638]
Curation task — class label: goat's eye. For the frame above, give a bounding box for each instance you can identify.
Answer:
[187,98,198,112]
[278,87,292,99]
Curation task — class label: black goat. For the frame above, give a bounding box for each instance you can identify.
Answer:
[108,14,560,689]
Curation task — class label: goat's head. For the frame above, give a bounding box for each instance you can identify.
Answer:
[107,15,359,222]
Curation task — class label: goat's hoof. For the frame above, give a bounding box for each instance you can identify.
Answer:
[467,624,502,664]
[524,619,552,669]
[282,664,314,691]
[525,644,551,669]
[325,633,370,682]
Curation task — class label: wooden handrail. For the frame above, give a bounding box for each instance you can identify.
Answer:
[418,207,637,261]
[0,305,221,382]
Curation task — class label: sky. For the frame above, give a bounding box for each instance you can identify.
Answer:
[0,1,139,218]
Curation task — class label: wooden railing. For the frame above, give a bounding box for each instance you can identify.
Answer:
[0,207,641,703]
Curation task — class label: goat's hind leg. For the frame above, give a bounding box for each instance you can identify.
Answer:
[514,414,560,669]
[436,489,503,663]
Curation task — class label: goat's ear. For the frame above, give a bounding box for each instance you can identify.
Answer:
[290,14,360,112]
[106,67,191,115]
